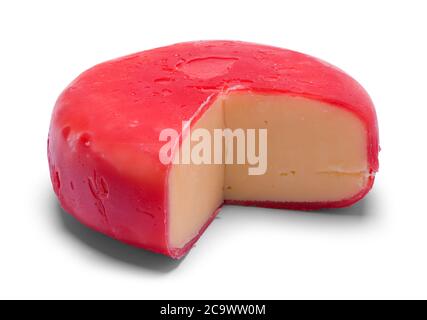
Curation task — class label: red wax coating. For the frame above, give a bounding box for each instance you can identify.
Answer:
[48,41,379,258]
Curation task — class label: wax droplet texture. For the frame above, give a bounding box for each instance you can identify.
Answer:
[177,57,239,79]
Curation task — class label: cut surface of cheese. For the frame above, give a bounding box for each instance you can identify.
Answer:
[168,99,225,249]
[168,93,370,249]
[48,41,379,258]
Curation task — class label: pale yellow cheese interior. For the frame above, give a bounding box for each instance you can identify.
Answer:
[168,93,369,249]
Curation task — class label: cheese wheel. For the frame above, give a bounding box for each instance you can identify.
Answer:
[48,41,379,258]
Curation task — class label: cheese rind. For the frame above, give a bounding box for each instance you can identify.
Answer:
[48,41,379,258]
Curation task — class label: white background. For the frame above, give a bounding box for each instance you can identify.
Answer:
[1,0,426,300]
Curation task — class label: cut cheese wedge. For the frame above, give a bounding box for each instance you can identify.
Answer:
[169,93,371,249]
[48,41,379,258]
